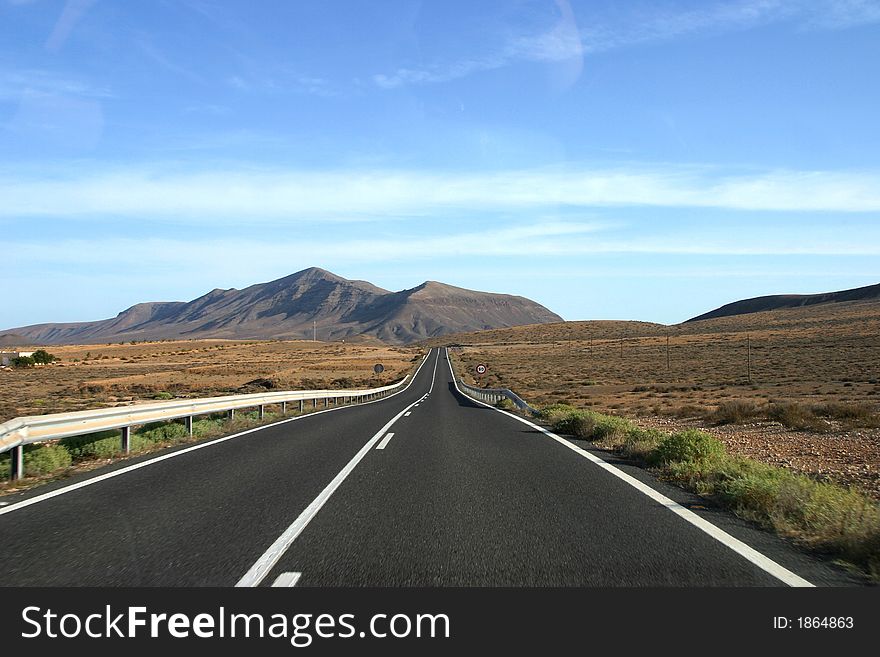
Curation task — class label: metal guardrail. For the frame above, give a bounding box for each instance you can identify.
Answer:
[0,376,411,481]
[445,348,539,416]
[456,380,539,416]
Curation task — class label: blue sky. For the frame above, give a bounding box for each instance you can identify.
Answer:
[2,0,879,328]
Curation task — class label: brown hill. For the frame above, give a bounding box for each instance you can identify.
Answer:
[0,333,37,348]
[686,282,880,323]
[2,268,562,345]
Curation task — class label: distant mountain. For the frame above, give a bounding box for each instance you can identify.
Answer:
[686,283,880,323]
[0,333,35,348]
[3,268,562,345]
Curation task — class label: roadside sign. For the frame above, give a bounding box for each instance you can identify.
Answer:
[373,364,385,374]
[475,364,487,376]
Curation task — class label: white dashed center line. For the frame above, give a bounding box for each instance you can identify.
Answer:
[376,433,395,450]
[271,572,302,587]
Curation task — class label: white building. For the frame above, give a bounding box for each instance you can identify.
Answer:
[0,351,34,366]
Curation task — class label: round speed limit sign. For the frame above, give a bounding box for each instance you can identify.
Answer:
[475,364,487,376]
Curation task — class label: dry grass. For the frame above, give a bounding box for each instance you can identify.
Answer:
[434,301,880,412]
[0,339,423,421]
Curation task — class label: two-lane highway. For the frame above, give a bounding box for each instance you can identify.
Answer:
[0,348,859,586]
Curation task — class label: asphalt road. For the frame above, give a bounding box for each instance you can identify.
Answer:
[0,348,862,586]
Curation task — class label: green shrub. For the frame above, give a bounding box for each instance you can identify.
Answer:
[619,426,666,460]
[61,430,125,460]
[152,391,174,400]
[713,457,794,512]
[31,349,56,365]
[495,397,515,411]
[24,443,72,475]
[137,421,188,442]
[11,356,35,368]
[591,414,631,440]
[654,429,726,465]
[550,410,597,438]
[539,404,580,425]
[191,417,227,437]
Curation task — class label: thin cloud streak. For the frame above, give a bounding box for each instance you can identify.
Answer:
[0,69,113,101]
[372,0,880,89]
[9,226,880,274]
[2,166,880,220]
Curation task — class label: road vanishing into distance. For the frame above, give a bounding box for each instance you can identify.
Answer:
[0,349,861,587]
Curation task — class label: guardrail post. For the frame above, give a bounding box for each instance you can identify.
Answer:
[324,398,328,408]
[10,445,23,480]
[299,400,304,413]
[313,399,317,409]
[259,405,265,420]
[121,426,131,454]
[185,416,193,437]
[281,401,287,415]
[228,409,235,422]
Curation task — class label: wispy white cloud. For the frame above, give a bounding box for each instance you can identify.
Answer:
[802,0,880,29]
[182,103,231,116]
[2,165,879,221]
[7,222,880,290]
[373,14,582,88]
[0,69,112,101]
[372,0,880,89]
[45,0,98,52]
[226,71,337,97]
[134,34,208,85]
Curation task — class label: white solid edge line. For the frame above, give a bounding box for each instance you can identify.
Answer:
[376,433,395,450]
[443,348,814,588]
[271,572,302,587]
[236,349,441,588]
[0,351,433,518]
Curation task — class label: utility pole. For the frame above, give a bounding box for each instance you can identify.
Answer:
[666,330,670,371]
[747,333,752,383]
[313,320,316,342]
